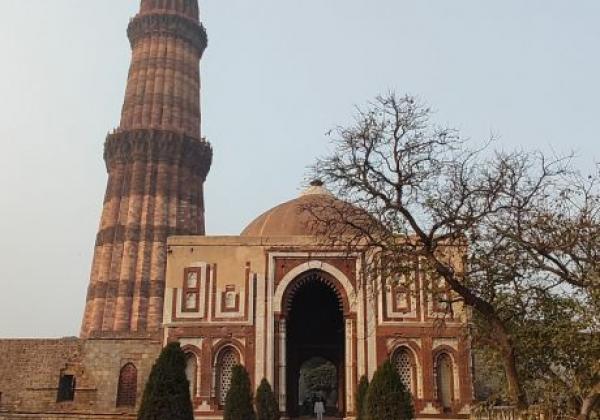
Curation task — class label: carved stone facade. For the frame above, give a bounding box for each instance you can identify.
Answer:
[0,1,474,419]
[162,186,474,419]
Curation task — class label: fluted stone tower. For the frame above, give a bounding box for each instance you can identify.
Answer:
[81,0,211,338]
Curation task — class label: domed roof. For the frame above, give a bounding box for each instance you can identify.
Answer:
[241,181,362,237]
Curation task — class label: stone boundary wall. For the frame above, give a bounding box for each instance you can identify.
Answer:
[0,338,161,417]
[0,338,83,413]
[0,414,134,420]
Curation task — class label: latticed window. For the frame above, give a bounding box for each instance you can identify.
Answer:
[116,363,138,407]
[436,353,454,411]
[185,353,198,398]
[392,348,414,394]
[217,348,239,406]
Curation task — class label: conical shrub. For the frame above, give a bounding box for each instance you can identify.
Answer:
[255,378,280,420]
[138,342,194,420]
[224,365,256,420]
[365,360,414,420]
[355,375,369,420]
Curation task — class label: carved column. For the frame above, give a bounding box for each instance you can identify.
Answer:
[345,317,355,414]
[278,318,287,413]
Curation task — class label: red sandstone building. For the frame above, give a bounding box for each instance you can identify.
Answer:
[0,1,473,419]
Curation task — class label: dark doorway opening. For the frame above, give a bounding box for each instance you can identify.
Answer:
[285,270,345,418]
[298,357,338,416]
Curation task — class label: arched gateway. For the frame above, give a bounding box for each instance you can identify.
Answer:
[271,257,357,419]
[282,270,346,417]
[162,183,474,419]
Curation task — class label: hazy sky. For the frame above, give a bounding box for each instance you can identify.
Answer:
[0,1,598,338]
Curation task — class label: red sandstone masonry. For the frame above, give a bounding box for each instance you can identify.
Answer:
[120,17,202,135]
[80,0,211,339]
[140,0,199,20]
[1,1,209,418]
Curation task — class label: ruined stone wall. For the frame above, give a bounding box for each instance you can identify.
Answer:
[79,338,161,412]
[0,339,83,413]
[0,414,134,420]
[0,338,161,419]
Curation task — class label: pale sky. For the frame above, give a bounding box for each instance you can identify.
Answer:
[0,1,598,338]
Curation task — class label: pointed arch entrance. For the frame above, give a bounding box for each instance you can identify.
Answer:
[282,269,347,418]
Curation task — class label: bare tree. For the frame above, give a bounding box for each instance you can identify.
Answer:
[303,93,584,411]
[496,167,600,420]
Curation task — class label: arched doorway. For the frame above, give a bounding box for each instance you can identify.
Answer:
[284,270,345,417]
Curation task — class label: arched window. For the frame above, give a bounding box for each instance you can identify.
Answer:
[436,353,454,411]
[217,347,239,406]
[116,363,138,407]
[185,353,198,398]
[392,347,415,394]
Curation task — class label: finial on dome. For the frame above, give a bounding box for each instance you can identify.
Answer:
[301,179,332,197]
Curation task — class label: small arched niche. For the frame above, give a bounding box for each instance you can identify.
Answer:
[435,352,454,411]
[116,363,138,407]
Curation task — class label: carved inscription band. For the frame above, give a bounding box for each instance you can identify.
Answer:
[95,224,197,247]
[86,279,165,301]
[128,14,208,55]
[104,129,212,178]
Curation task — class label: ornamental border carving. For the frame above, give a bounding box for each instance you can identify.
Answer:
[104,129,212,179]
[127,13,208,55]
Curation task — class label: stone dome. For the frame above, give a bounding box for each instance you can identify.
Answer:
[241,181,361,237]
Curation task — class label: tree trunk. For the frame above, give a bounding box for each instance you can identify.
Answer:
[491,318,527,411]
[577,391,599,420]
[428,255,528,410]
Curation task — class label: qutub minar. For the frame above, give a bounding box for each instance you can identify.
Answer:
[81,0,212,339]
[0,1,474,419]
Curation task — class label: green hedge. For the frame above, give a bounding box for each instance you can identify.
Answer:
[138,342,194,420]
[255,378,280,420]
[355,375,369,420]
[224,365,256,420]
[365,360,414,420]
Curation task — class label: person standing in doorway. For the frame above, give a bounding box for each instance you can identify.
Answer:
[314,396,325,420]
